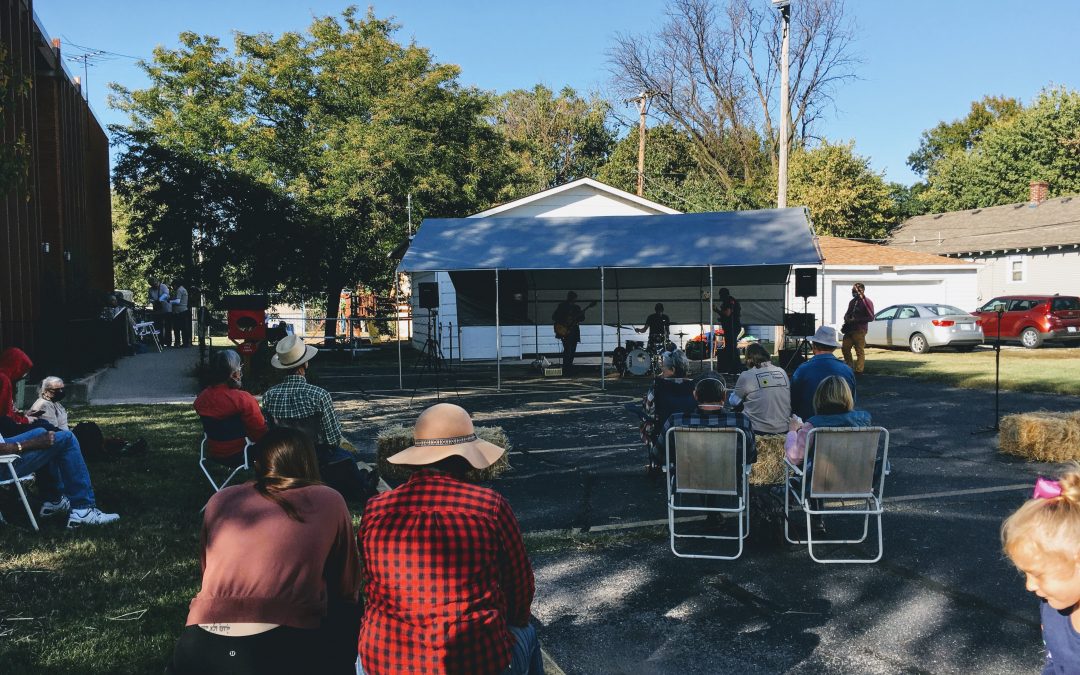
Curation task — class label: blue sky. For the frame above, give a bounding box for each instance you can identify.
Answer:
[34,0,1080,186]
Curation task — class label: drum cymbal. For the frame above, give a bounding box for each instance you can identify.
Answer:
[675,331,688,337]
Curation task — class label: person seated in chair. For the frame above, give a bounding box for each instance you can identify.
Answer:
[662,376,757,468]
[641,350,697,468]
[784,375,870,468]
[262,335,376,505]
[194,350,268,467]
[730,343,790,435]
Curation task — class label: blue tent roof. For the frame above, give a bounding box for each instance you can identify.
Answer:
[398,209,821,272]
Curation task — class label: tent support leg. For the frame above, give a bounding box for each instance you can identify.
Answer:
[709,265,715,373]
[495,269,501,391]
[600,266,606,390]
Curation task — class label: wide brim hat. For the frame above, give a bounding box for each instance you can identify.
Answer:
[809,325,841,348]
[271,334,319,370]
[388,403,505,469]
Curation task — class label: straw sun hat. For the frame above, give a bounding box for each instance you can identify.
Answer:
[271,334,319,370]
[388,403,506,469]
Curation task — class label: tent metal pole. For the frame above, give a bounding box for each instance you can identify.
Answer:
[533,278,539,361]
[600,266,605,390]
[615,269,621,347]
[495,268,501,391]
[396,273,404,389]
[709,265,715,373]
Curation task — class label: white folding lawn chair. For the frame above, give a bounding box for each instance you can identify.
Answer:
[0,455,39,531]
[783,426,889,564]
[199,435,252,493]
[133,321,162,352]
[665,426,751,560]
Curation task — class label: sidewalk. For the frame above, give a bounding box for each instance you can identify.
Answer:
[89,347,200,405]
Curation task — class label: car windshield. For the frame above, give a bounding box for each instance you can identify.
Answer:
[1052,297,1080,311]
[923,305,968,316]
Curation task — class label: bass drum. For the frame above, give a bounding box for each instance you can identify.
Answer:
[685,340,710,361]
[626,348,651,376]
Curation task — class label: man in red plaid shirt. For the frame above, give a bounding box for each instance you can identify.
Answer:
[357,403,543,675]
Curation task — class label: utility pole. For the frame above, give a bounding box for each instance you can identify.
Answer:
[626,91,652,197]
[774,0,791,208]
[407,192,413,237]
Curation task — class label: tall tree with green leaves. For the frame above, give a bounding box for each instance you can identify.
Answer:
[788,140,897,239]
[919,87,1080,212]
[492,85,615,197]
[111,8,517,336]
[906,95,1021,177]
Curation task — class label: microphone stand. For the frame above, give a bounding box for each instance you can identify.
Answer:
[972,306,1005,435]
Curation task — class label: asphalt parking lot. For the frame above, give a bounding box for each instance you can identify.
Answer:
[321,350,1077,674]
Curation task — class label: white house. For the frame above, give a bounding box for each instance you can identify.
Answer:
[789,236,980,329]
[889,182,1080,305]
[409,178,679,360]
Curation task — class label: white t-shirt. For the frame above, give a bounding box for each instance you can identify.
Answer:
[733,363,791,435]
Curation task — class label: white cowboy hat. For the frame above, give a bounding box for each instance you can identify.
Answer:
[388,403,505,469]
[809,325,841,349]
[271,334,319,370]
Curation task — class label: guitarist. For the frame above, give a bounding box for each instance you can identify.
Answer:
[552,291,588,374]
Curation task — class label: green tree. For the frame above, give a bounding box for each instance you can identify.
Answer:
[907,95,1021,177]
[920,87,1080,212]
[110,8,517,337]
[0,43,32,195]
[492,85,615,197]
[788,141,897,239]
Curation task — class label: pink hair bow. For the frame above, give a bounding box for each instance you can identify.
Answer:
[1033,477,1062,500]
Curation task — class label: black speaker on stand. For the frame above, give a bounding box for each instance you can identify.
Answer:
[784,269,819,373]
[418,282,439,310]
[794,269,818,299]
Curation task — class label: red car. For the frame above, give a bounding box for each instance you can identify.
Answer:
[973,295,1080,348]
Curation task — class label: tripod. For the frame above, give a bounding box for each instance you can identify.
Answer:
[410,308,457,403]
[973,306,1005,434]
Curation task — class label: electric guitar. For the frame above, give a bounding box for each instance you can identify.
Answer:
[553,301,597,339]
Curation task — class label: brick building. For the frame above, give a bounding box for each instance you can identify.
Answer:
[1,0,113,373]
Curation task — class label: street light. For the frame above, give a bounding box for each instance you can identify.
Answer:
[773,0,791,208]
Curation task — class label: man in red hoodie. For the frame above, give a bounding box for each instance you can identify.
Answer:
[0,347,33,424]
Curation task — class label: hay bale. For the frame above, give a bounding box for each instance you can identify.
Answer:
[999,411,1080,462]
[376,425,511,483]
[750,434,787,485]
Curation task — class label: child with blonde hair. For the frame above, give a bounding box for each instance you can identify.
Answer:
[1002,470,1080,673]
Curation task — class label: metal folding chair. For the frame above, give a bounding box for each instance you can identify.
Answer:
[783,426,889,564]
[133,321,162,352]
[665,426,751,560]
[199,416,253,493]
[0,455,39,531]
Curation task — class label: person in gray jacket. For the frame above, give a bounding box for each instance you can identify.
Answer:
[170,279,191,347]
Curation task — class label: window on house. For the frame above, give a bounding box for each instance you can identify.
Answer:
[1007,256,1025,283]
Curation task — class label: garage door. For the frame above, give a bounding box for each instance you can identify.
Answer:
[833,280,942,320]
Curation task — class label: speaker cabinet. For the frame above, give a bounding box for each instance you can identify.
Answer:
[418,282,439,310]
[794,268,818,298]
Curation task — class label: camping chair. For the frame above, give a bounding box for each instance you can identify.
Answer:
[0,455,39,531]
[664,426,751,560]
[199,416,253,493]
[133,321,162,352]
[783,426,889,564]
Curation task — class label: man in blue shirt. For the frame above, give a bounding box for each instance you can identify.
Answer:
[790,326,856,420]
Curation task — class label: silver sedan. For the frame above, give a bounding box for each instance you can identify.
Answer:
[863,303,984,353]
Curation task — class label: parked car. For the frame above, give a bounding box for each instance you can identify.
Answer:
[973,295,1080,348]
[864,303,984,353]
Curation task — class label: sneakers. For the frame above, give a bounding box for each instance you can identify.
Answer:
[67,507,120,529]
[39,495,71,518]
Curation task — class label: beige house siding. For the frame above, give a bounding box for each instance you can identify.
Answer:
[966,250,1080,303]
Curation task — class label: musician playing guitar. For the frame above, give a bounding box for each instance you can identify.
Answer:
[552,291,596,374]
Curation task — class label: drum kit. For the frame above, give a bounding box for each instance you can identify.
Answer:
[615,335,683,377]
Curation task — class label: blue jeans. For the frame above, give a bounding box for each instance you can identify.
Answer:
[10,428,96,509]
[356,623,544,675]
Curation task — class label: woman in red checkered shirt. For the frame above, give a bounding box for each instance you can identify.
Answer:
[357,403,543,674]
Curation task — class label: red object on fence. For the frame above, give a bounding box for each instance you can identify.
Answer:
[237,341,259,356]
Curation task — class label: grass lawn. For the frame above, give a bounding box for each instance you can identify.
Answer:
[0,405,208,674]
[862,346,1080,395]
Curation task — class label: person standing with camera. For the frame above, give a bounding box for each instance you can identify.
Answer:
[841,283,875,375]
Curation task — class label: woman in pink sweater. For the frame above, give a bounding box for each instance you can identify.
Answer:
[167,427,361,675]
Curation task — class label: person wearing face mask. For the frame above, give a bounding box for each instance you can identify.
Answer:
[194,350,268,467]
[28,377,70,430]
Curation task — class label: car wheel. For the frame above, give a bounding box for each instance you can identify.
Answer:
[1020,327,1043,349]
[909,333,930,354]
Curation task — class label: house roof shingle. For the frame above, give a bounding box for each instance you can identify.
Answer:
[817,236,972,267]
[889,195,1080,255]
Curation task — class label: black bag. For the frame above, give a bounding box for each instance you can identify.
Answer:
[73,421,106,461]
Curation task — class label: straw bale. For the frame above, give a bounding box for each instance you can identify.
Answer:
[750,434,787,485]
[998,411,1080,463]
[376,425,511,483]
